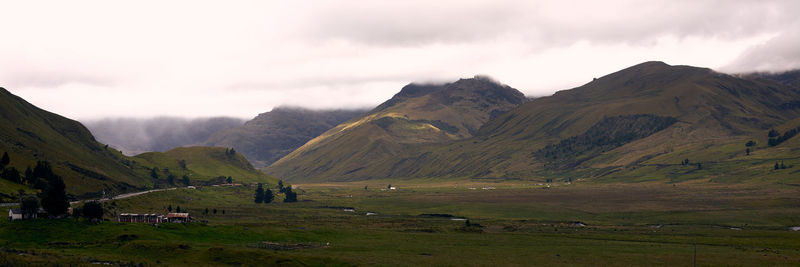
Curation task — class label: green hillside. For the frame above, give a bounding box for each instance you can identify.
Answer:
[268,62,800,182]
[0,87,274,200]
[134,147,276,185]
[266,76,527,181]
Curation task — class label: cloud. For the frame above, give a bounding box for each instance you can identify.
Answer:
[1,0,798,119]
[721,23,800,73]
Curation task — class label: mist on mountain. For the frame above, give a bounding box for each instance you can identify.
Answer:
[84,117,245,155]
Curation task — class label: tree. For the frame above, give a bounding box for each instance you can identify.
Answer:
[696,163,702,170]
[204,208,209,215]
[20,195,39,219]
[283,187,297,203]
[176,206,182,213]
[168,204,173,212]
[222,209,225,215]
[213,208,217,215]
[226,176,232,184]
[41,176,69,216]
[746,147,750,156]
[24,166,33,185]
[254,183,265,203]
[768,129,780,137]
[387,184,392,189]
[278,180,285,193]
[178,160,187,170]
[781,161,787,169]
[775,162,781,170]
[82,201,104,222]
[167,174,176,185]
[264,189,274,203]
[0,151,9,168]
[745,140,756,147]
[1,167,21,183]
[182,175,190,186]
[150,167,160,179]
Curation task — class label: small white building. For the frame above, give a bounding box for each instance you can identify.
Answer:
[8,209,23,220]
[8,209,39,220]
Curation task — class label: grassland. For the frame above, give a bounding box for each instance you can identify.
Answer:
[3,175,800,266]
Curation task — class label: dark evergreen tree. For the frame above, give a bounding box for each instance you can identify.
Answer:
[213,208,217,215]
[24,166,33,185]
[781,162,787,169]
[222,209,225,215]
[775,162,780,170]
[204,208,209,215]
[82,201,104,222]
[0,151,9,168]
[20,195,39,219]
[1,167,21,183]
[41,175,69,216]
[768,129,780,137]
[150,167,160,179]
[254,183,264,203]
[168,204,173,212]
[283,187,298,203]
[182,175,190,186]
[176,206,181,213]
[227,176,233,184]
[278,180,285,193]
[167,174,176,185]
[264,189,274,203]
[746,148,750,156]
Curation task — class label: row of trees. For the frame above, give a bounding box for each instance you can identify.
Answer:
[768,127,800,147]
[254,180,297,203]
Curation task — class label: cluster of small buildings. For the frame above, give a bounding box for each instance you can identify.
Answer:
[117,212,190,223]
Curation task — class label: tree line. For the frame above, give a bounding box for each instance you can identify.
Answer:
[254,180,297,203]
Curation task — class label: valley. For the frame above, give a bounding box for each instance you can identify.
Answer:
[2,61,800,266]
[4,178,800,266]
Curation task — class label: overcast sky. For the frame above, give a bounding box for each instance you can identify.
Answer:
[1,0,799,119]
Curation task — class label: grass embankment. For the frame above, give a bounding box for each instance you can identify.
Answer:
[3,180,800,266]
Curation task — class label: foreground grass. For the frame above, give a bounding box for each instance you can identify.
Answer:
[3,180,800,266]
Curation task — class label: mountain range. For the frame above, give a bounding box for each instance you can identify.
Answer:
[267,62,800,182]
[6,61,798,195]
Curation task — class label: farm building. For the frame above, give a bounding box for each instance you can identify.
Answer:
[8,209,23,220]
[118,213,164,223]
[8,208,45,220]
[167,213,190,223]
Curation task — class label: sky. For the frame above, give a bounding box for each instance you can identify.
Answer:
[1,0,799,120]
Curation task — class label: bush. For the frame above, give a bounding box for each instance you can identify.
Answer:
[82,201,104,222]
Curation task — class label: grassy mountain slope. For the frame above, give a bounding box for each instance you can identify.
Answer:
[134,147,276,185]
[0,87,148,198]
[267,76,527,181]
[390,62,800,180]
[0,87,274,199]
[204,107,366,168]
[270,62,800,183]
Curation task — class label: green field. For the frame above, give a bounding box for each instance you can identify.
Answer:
[3,176,800,266]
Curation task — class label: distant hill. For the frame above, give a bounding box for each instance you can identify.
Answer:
[266,76,528,181]
[134,146,274,185]
[84,117,245,155]
[204,107,367,168]
[269,62,800,182]
[0,87,274,200]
